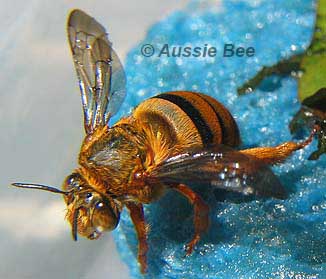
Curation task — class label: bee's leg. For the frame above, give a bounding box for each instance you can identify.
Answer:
[126,202,148,273]
[171,183,210,255]
[240,126,317,164]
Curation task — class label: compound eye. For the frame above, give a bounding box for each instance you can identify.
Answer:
[65,173,86,191]
[92,201,119,231]
[67,174,80,188]
[62,173,85,197]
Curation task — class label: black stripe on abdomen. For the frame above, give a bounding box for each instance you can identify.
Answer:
[197,94,227,143]
[195,93,240,147]
[154,93,214,146]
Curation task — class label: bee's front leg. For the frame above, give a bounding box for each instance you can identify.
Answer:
[171,184,210,255]
[126,202,149,273]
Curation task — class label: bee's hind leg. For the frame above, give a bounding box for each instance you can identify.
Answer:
[126,202,149,273]
[240,125,317,164]
[171,183,210,255]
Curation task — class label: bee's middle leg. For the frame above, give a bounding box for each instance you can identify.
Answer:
[171,183,210,255]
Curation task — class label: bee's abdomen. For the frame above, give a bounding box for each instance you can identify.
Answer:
[133,91,240,148]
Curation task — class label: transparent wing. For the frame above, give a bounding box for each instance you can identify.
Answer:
[67,9,126,134]
[148,145,286,199]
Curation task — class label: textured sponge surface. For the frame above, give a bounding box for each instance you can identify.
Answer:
[112,1,326,278]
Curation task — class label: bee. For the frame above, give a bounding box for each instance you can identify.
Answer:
[12,9,316,273]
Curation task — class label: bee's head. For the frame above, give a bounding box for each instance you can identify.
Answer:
[11,171,121,241]
[62,172,121,240]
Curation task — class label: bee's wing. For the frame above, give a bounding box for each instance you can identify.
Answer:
[148,145,286,199]
[67,9,126,134]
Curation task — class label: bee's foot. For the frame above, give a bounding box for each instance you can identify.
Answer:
[185,234,200,255]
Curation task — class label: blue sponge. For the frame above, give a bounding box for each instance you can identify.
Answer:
[112,0,326,278]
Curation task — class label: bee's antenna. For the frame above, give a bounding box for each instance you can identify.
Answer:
[11,182,70,195]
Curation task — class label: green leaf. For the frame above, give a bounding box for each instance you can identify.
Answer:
[237,0,326,100]
[298,54,326,101]
[298,0,326,101]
